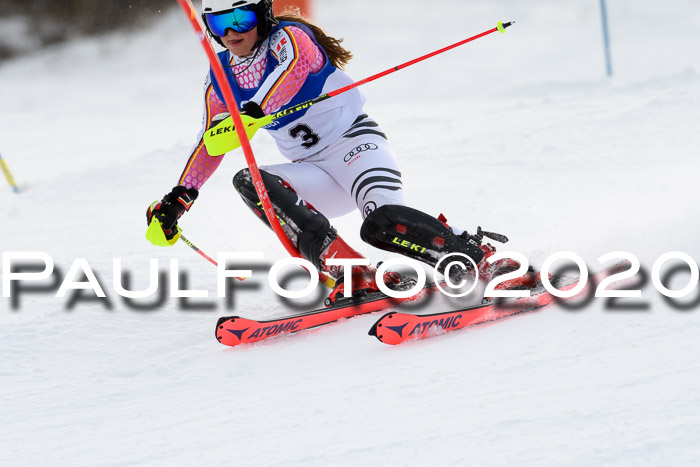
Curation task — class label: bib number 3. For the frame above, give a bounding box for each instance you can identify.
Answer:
[289,124,320,149]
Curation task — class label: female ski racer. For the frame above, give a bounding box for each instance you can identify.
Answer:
[147,0,527,301]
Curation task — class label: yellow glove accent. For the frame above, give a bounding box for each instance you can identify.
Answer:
[146,218,181,247]
[203,114,274,156]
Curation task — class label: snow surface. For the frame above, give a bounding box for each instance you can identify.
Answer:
[2,0,700,465]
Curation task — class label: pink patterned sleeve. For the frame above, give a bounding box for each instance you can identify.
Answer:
[256,26,325,114]
[178,81,229,190]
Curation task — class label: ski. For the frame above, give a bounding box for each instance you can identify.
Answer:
[215,279,441,347]
[368,261,631,345]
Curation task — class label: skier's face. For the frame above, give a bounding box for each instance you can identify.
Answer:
[223,28,259,57]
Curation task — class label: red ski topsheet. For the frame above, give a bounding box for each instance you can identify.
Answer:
[368,286,557,345]
[369,262,631,345]
[216,282,439,347]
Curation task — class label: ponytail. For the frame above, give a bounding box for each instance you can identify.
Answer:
[274,11,353,70]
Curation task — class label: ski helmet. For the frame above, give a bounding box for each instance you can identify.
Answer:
[201,0,277,46]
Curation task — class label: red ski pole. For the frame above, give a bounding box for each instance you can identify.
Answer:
[179,233,218,267]
[204,21,515,155]
[304,22,514,107]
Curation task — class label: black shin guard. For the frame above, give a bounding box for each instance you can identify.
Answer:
[233,169,336,270]
[360,204,484,271]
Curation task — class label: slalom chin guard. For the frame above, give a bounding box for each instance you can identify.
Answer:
[146,218,181,247]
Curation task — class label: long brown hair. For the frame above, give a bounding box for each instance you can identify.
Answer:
[274,10,353,70]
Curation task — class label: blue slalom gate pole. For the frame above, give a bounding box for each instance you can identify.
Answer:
[0,153,20,193]
[600,0,613,77]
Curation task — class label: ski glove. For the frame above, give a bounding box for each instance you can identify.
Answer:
[146,186,198,245]
[208,101,263,129]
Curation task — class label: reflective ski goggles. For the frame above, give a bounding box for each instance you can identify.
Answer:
[205,5,258,36]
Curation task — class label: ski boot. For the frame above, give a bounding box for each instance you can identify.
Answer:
[324,265,402,306]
